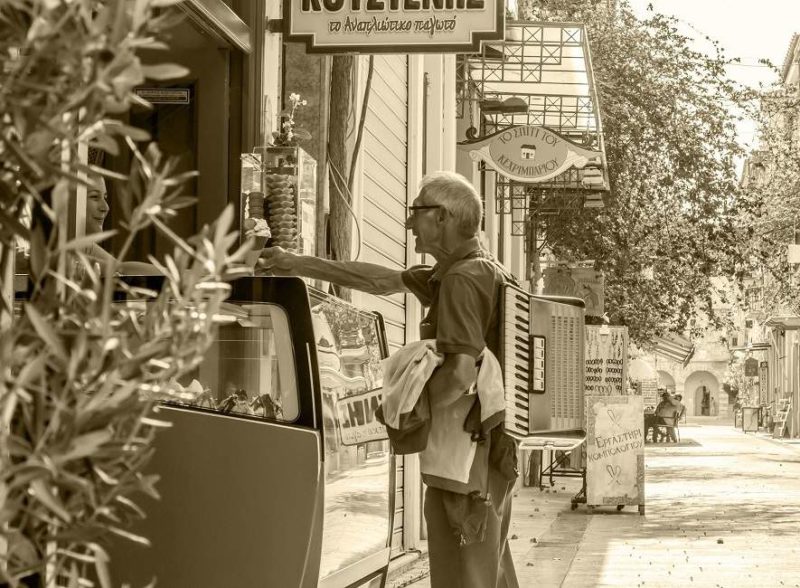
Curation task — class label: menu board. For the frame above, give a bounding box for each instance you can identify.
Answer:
[585,395,645,508]
[584,325,628,396]
[639,378,658,411]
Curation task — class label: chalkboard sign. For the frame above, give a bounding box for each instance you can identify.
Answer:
[586,396,645,510]
[585,325,629,396]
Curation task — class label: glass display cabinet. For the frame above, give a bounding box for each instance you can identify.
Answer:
[110,276,393,588]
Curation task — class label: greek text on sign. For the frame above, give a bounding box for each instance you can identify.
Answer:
[585,396,645,507]
[336,388,388,445]
[458,126,604,184]
[285,0,504,54]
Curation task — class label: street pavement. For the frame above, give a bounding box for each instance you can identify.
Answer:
[389,418,800,587]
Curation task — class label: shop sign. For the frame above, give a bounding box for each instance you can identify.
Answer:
[336,388,388,445]
[134,87,190,104]
[458,125,604,184]
[284,0,504,54]
[744,357,759,377]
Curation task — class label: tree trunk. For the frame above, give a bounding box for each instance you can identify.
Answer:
[327,55,354,301]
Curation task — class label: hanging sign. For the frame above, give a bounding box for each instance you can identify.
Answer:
[744,357,759,377]
[759,361,768,401]
[284,0,505,54]
[458,125,604,184]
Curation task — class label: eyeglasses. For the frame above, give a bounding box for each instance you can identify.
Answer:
[407,204,442,216]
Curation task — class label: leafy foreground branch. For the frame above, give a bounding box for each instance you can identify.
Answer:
[0,1,251,585]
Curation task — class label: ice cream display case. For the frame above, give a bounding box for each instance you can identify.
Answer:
[110,276,393,588]
[240,146,317,256]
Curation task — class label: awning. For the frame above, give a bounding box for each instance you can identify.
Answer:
[764,315,800,330]
[462,22,609,192]
[651,333,695,366]
[181,0,251,53]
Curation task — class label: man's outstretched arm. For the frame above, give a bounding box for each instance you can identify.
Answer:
[258,246,409,296]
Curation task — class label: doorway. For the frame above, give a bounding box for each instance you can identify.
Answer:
[107,15,241,263]
[695,385,711,416]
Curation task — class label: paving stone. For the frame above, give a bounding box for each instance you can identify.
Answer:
[392,420,800,587]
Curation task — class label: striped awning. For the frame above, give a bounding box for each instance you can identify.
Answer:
[651,333,695,366]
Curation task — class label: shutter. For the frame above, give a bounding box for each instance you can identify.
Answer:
[360,54,409,557]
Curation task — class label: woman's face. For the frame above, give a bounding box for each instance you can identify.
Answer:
[85,179,109,234]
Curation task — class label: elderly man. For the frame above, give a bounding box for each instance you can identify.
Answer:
[259,171,518,588]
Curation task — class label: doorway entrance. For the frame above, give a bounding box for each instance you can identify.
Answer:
[683,371,720,417]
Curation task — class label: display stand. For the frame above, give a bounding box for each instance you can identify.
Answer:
[742,406,760,433]
[519,430,586,502]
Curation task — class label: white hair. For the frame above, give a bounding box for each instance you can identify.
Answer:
[419,171,482,237]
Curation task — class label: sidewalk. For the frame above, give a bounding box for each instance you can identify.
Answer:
[390,422,800,587]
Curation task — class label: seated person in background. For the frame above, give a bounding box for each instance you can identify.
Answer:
[644,410,659,443]
[85,177,160,275]
[653,391,680,443]
[674,394,686,422]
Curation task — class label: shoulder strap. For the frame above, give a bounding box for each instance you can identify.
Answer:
[479,249,521,288]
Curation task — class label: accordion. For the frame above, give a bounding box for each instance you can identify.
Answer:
[499,283,586,440]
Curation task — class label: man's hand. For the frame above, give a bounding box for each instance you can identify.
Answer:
[257,246,299,276]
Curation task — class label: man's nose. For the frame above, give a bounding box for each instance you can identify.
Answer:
[404,215,414,230]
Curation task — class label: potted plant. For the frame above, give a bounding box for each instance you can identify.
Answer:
[0,1,250,585]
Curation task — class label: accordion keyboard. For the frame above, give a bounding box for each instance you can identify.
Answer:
[500,284,533,439]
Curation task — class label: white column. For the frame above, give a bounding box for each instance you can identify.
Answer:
[423,54,443,172]
[402,54,426,550]
[441,54,457,172]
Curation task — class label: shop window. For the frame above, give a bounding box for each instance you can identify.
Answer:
[171,303,300,422]
[309,292,392,581]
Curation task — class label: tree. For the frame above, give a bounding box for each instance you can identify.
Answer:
[515,0,755,344]
[736,83,800,317]
[0,1,248,584]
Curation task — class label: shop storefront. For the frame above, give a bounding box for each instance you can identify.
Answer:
[10,2,611,580]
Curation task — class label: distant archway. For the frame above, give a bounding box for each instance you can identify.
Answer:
[683,371,720,416]
[657,370,676,394]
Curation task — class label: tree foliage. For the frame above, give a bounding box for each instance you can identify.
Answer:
[516,0,756,344]
[736,83,800,316]
[0,1,250,584]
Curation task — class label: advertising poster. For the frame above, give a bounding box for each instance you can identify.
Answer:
[543,266,605,317]
[586,395,645,509]
[336,389,387,446]
[585,325,629,396]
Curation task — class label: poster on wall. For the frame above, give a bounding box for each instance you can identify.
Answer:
[543,266,605,317]
[585,395,645,510]
[585,325,628,396]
